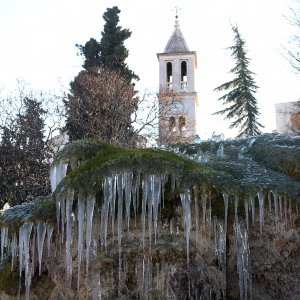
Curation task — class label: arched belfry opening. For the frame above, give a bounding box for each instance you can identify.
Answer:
[181,61,187,91]
[157,16,199,144]
[166,62,173,90]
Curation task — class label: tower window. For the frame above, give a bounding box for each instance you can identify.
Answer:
[166,62,173,90]
[169,116,176,132]
[179,116,186,132]
[181,61,187,91]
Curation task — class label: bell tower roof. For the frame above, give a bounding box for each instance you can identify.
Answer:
[164,18,189,53]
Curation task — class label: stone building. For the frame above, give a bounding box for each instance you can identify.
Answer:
[157,17,199,144]
[275,101,300,135]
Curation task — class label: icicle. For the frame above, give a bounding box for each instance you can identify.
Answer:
[124,171,133,230]
[151,175,162,245]
[31,227,36,278]
[18,223,33,300]
[222,192,229,295]
[56,199,61,236]
[180,192,191,264]
[272,191,279,228]
[65,189,74,287]
[244,199,249,231]
[1,226,8,260]
[289,198,292,224]
[117,173,124,284]
[37,222,47,276]
[50,163,57,192]
[86,194,96,275]
[146,176,153,249]
[223,193,229,234]
[268,191,272,213]
[46,224,54,257]
[202,192,207,230]
[194,190,199,248]
[250,196,255,225]
[234,195,239,223]
[235,222,252,300]
[217,143,224,158]
[60,196,66,244]
[11,234,17,271]
[257,191,265,235]
[278,195,283,220]
[77,193,85,290]
[208,195,212,239]
[110,175,116,237]
[215,221,226,299]
[56,162,68,188]
[141,178,148,249]
[132,173,140,226]
[284,195,288,226]
[103,177,111,250]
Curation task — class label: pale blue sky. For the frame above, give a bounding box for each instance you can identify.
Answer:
[0,0,299,138]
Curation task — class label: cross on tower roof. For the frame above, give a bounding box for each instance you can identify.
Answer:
[172,6,181,19]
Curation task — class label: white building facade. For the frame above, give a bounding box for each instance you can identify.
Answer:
[275,101,300,135]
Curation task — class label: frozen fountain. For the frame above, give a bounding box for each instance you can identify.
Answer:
[0,134,299,299]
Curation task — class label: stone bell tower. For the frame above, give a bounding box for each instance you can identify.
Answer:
[157,16,199,144]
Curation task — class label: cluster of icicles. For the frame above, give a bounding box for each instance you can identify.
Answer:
[0,160,297,299]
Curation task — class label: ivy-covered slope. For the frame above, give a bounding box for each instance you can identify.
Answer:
[1,134,300,229]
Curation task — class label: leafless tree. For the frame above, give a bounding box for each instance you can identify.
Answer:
[65,66,139,148]
[283,1,300,74]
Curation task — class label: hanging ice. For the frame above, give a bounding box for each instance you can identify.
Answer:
[18,223,33,300]
[180,192,191,263]
[234,195,239,224]
[86,194,96,275]
[50,161,68,193]
[272,191,279,228]
[124,171,133,230]
[37,222,47,276]
[244,199,249,231]
[250,196,255,225]
[65,189,74,287]
[235,222,252,300]
[202,192,207,230]
[11,234,17,271]
[46,224,54,257]
[217,143,224,158]
[77,193,86,290]
[194,191,199,247]
[215,221,226,299]
[257,191,265,234]
[1,226,8,260]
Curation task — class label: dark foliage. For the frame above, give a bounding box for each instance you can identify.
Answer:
[214,25,263,137]
[65,67,138,147]
[0,98,50,208]
[76,6,138,82]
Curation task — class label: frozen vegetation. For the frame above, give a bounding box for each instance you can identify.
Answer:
[0,134,299,299]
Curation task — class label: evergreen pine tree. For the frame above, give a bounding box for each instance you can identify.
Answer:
[16,97,50,200]
[214,25,263,136]
[0,97,50,207]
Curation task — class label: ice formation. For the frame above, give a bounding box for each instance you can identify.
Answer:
[0,135,299,299]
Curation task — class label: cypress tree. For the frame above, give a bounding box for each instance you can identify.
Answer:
[214,25,263,136]
[77,6,138,82]
[66,6,139,145]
